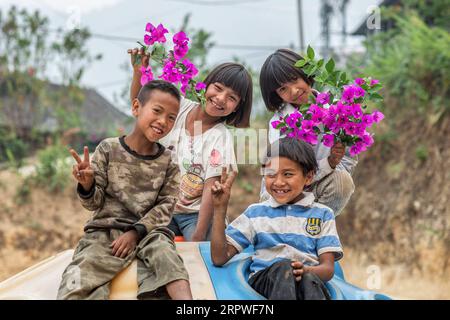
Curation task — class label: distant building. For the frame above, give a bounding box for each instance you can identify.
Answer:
[0,79,133,143]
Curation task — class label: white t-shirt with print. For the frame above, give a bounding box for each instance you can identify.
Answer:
[160,97,238,213]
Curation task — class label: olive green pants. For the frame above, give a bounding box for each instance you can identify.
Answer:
[57,227,189,300]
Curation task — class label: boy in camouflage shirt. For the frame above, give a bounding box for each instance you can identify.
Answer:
[57,80,192,300]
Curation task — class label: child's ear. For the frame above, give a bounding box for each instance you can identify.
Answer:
[304,171,314,187]
[131,98,140,117]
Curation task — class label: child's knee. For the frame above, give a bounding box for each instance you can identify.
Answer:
[301,272,321,283]
[270,260,295,280]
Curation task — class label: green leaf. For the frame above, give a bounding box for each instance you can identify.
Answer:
[299,104,310,113]
[329,93,335,103]
[307,45,315,60]
[371,83,383,91]
[320,70,329,82]
[309,65,318,76]
[317,59,324,68]
[295,59,308,68]
[370,93,384,101]
[325,58,335,73]
[303,64,313,75]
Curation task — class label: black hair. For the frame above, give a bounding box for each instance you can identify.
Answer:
[263,137,318,175]
[260,48,315,112]
[203,62,253,128]
[137,80,181,106]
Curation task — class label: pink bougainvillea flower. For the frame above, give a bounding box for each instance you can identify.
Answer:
[172,31,190,59]
[285,111,302,128]
[337,115,349,128]
[323,114,336,129]
[344,122,359,136]
[361,114,374,127]
[351,104,363,118]
[308,104,322,115]
[326,105,339,120]
[160,59,181,83]
[354,78,365,85]
[173,31,189,45]
[361,133,374,147]
[353,86,366,99]
[343,104,353,115]
[370,79,380,86]
[153,23,169,42]
[174,44,189,60]
[354,123,366,137]
[298,130,318,145]
[311,112,325,123]
[195,82,206,91]
[323,134,335,147]
[371,110,384,123]
[301,119,315,132]
[271,120,281,129]
[341,85,355,103]
[181,58,198,78]
[337,102,352,117]
[140,66,153,85]
[316,92,330,105]
[349,144,362,157]
[180,82,189,94]
[144,22,156,44]
[144,23,168,45]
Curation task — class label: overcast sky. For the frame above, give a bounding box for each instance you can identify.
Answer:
[0,0,381,112]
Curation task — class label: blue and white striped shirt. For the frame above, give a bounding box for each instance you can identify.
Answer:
[225,192,343,277]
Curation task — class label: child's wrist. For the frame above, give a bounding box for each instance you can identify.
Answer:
[80,181,94,191]
[213,204,227,213]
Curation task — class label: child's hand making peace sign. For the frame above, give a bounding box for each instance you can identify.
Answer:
[211,166,237,211]
[70,146,94,192]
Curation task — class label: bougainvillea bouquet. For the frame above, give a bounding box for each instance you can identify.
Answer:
[136,22,206,105]
[271,46,384,156]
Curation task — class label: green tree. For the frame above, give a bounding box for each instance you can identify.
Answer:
[0,6,102,142]
[363,12,450,122]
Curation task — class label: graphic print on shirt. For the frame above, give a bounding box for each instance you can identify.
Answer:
[209,149,222,168]
[178,162,205,206]
[305,217,322,236]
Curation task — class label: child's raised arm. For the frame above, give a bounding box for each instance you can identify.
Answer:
[210,167,238,266]
[128,48,150,101]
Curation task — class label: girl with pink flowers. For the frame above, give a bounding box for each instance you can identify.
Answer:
[259,48,357,216]
[128,48,253,241]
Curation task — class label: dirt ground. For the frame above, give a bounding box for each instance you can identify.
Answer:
[1,160,449,299]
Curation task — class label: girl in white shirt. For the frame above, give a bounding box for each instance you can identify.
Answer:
[130,50,252,240]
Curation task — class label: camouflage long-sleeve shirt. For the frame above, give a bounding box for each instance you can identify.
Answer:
[77,137,180,239]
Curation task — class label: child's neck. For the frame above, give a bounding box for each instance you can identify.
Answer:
[187,104,220,133]
[124,131,158,156]
[287,191,305,204]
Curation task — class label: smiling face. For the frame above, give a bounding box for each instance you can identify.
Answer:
[275,77,312,106]
[263,156,314,205]
[203,82,241,118]
[132,90,180,142]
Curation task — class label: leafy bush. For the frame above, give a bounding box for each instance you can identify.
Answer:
[32,143,71,193]
[363,12,450,121]
[0,131,28,167]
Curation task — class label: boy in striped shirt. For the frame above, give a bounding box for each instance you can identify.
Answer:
[211,137,343,300]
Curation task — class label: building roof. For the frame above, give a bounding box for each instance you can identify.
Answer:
[0,79,133,138]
